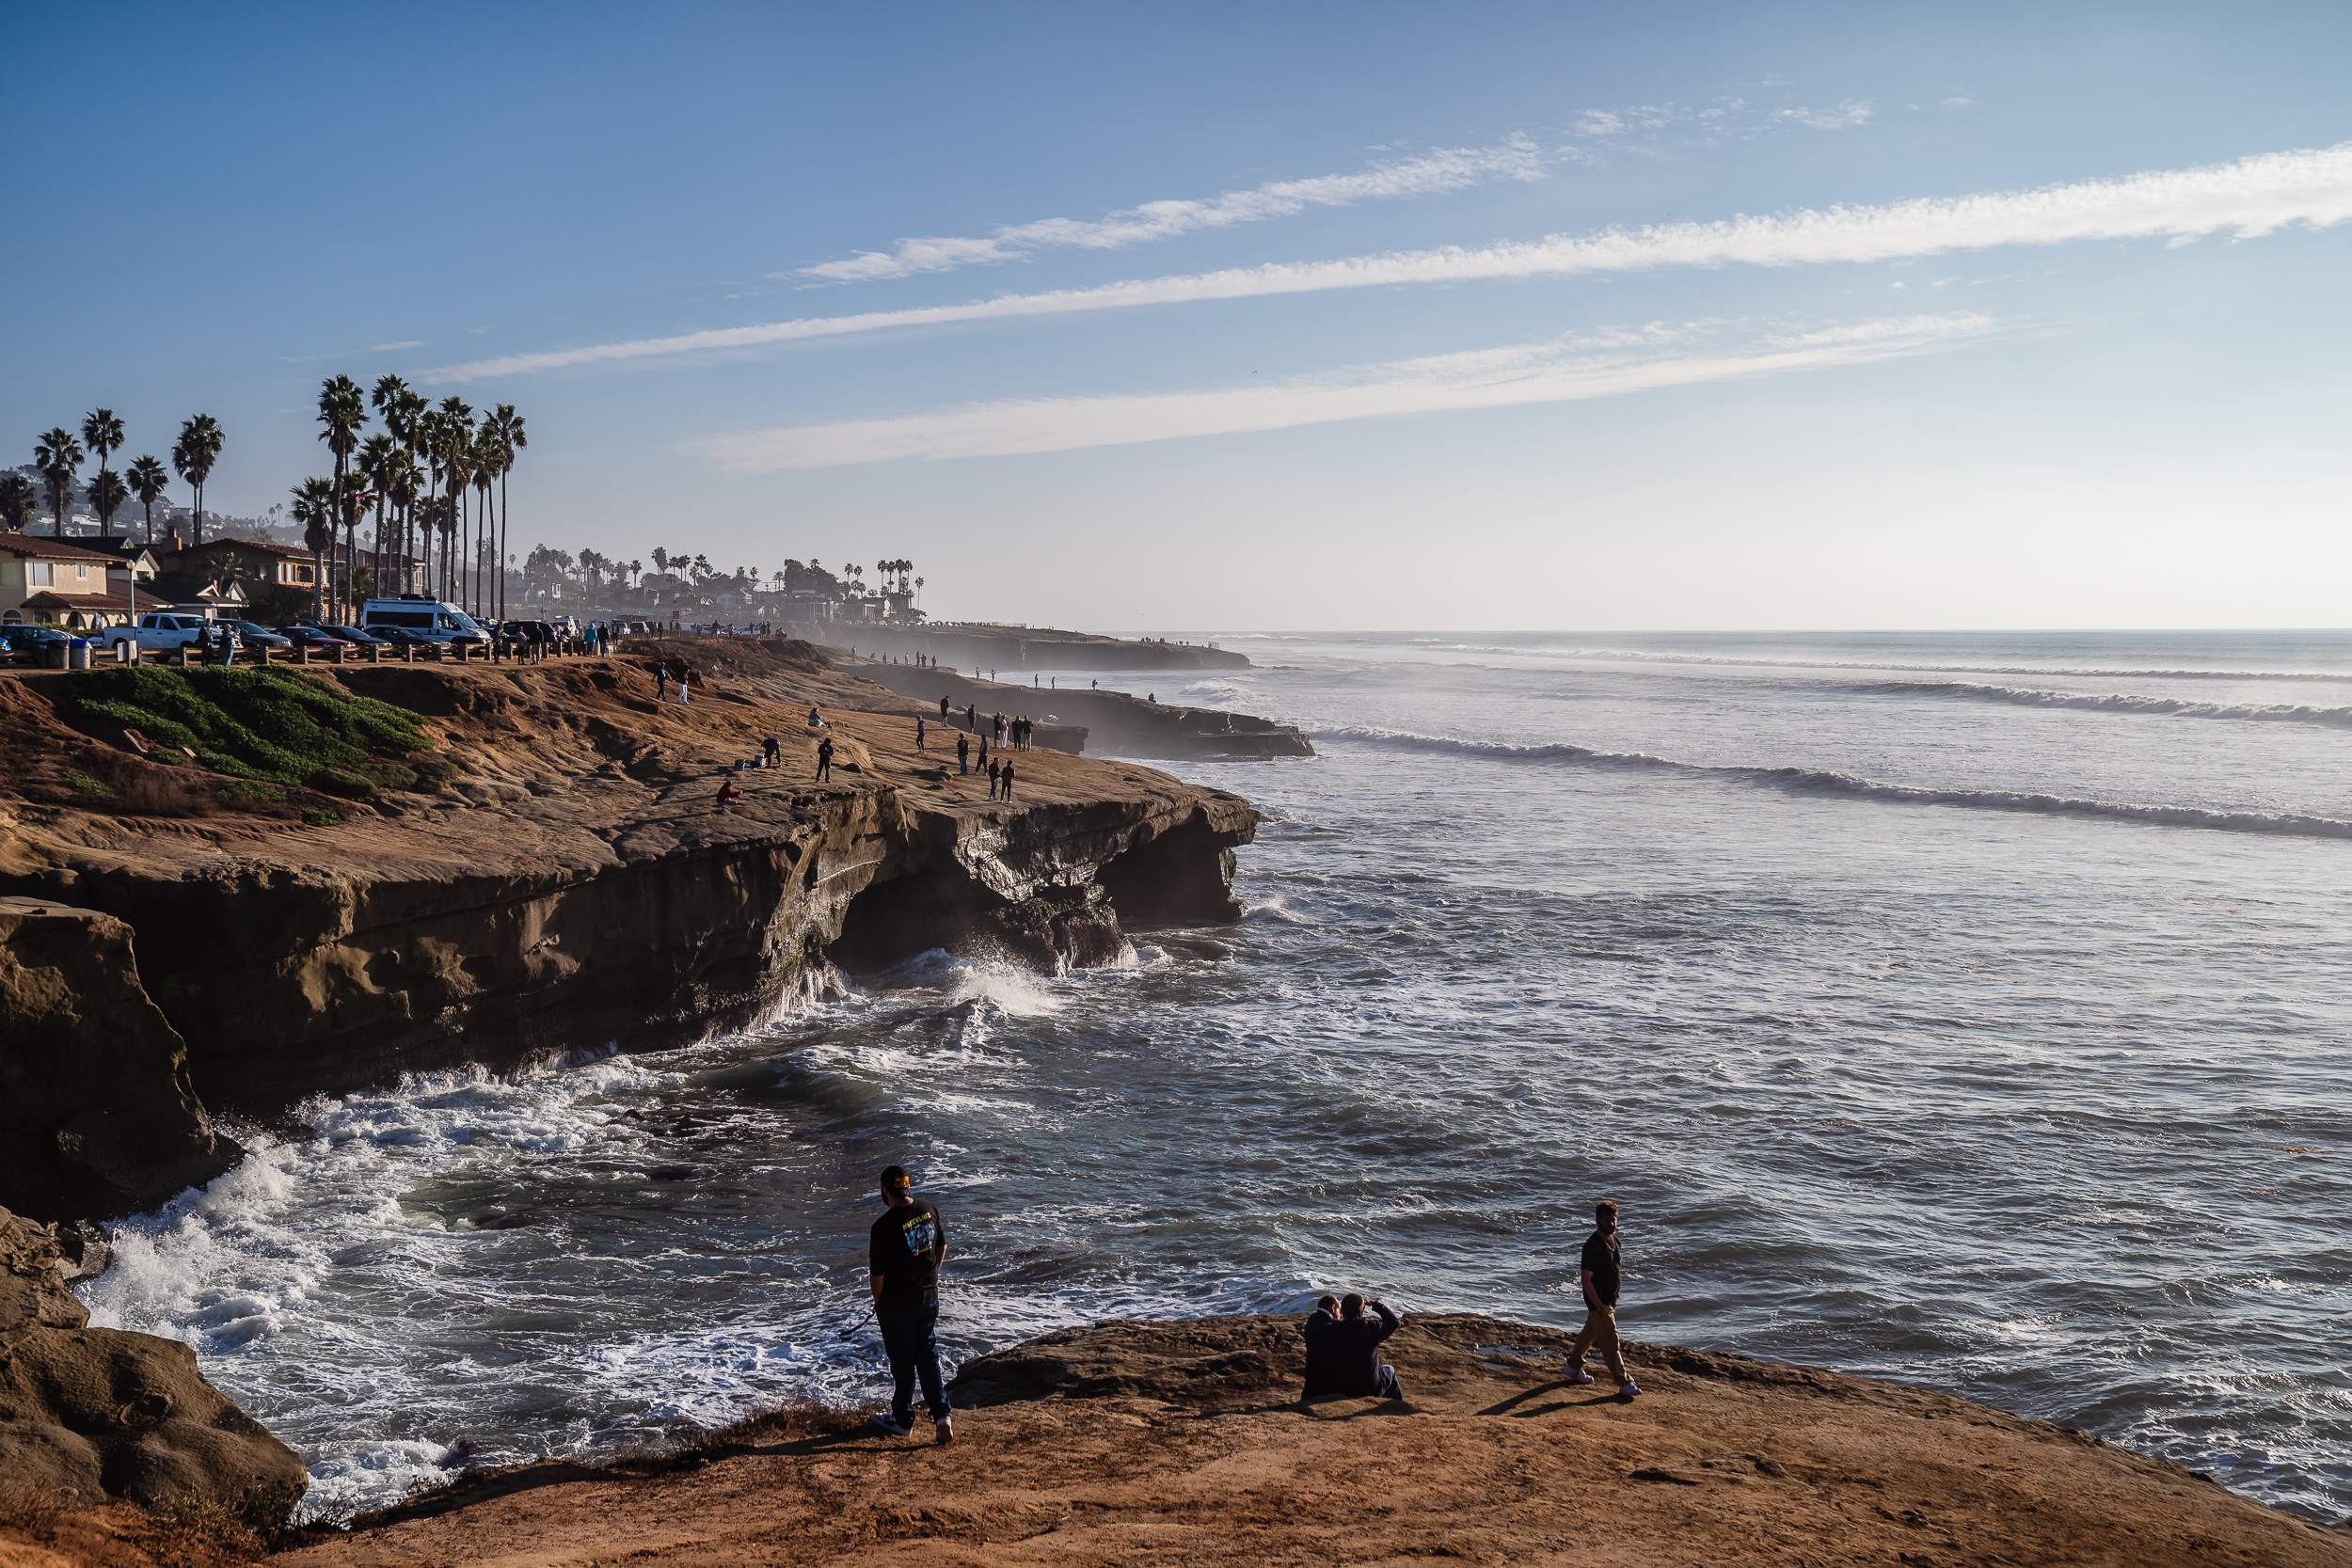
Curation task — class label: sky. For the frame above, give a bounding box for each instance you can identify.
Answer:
[5,2,2349,631]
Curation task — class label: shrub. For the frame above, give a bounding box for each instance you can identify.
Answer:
[62,771,114,799]
[301,808,342,827]
[54,666,433,792]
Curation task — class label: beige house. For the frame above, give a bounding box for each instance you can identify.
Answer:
[0,532,142,629]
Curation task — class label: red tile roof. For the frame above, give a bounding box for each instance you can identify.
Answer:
[0,531,135,562]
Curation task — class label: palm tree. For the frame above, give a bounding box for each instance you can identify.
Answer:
[172,415,223,545]
[381,451,420,594]
[317,375,367,615]
[482,404,525,621]
[357,433,398,613]
[87,467,128,542]
[292,477,336,619]
[468,428,499,616]
[0,472,36,531]
[650,546,670,578]
[80,410,124,533]
[431,398,473,604]
[126,455,169,544]
[35,427,83,536]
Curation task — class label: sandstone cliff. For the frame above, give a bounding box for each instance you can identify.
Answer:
[0,898,241,1220]
[0,1206,304,1524]
[266,1312,2352,1566]
[846,659,1313,759]
[0,646,1257,1110]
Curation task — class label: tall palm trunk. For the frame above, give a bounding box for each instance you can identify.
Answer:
[498,469,509,622]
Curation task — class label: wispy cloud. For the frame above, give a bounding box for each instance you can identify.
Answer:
[281,339,430,364]
[790,137,1547,283]
[699,313,2004,471]
[426,143,2352,384]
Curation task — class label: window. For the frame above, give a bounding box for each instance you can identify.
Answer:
[28,562,52,586]
[73,562,87,580]
[279,563,314,585]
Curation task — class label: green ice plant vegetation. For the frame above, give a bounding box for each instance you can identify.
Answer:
[57,666,435,799]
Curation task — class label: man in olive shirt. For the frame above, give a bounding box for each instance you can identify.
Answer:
[1565,1199,1641,1399]
[868,1164,952,1441]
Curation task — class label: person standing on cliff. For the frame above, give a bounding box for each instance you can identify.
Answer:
[965,703,976,731]
[1565,1200,1640,1399]
[999,759,1016,800]
[915,716,927,751]
[985,757,1000,800]
[939,694,949,721]
[816,736,835,783]
[868,1164,953,1444]
[956,731,970,775]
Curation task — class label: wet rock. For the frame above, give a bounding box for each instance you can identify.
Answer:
[0,1205,305,1524]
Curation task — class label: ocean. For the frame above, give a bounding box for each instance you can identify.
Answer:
[78,629,2352,1522]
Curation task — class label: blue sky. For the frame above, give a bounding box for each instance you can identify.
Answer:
[6,2,2348,629]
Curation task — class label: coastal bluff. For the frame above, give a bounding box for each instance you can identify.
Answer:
[270,1312,2352,1567]
[0,641,1257,1188]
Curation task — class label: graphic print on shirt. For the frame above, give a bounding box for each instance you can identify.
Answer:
[901,1212,936,1258]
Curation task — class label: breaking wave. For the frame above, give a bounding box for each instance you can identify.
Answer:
[1856,681,2352,729]
[1315,724,2352,840]
[1412,644,2352,683]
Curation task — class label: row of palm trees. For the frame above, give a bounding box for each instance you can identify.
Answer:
[4,410,225,545]
[289,375,525,625]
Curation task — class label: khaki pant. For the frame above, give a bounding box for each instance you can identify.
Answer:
[1569,1302,1629,1385]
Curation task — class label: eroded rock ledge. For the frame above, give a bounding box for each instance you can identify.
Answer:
[0,645,1257,1134]
[271,1312,2352,1567]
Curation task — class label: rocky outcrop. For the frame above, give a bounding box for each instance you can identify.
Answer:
[0,1206,305,1524]
[0,898,241,1221]
[269,1311,2352,1567]
[0,649,1258,1106]
[849,660,1313,760]
[785,619,1251,673]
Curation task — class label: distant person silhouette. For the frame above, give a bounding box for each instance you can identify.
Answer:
[957,732,970,774]
[999,760,1016,800]
[986,758,1000,800]
[816,736,834,783]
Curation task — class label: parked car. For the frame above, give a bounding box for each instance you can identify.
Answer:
[358,596,489,646]
[0,625,73,664]
[315,623,391,646]
[279,624,355,652]
[227,621,294,651]
[107,612,231,657]
[365,626,447,650]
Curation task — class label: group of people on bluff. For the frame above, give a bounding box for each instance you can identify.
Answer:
[706,689,1042,808]
[862,1168,1639,1444]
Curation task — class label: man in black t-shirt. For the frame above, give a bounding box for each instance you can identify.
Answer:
[867,1164,952,1441]
[1565,1199,1640,1399]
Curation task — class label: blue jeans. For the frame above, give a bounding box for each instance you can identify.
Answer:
[879,1301,946,1423]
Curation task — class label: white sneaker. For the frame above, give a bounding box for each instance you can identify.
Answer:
[1565,1367,1595,1386]
[870,1413,912,1437]
[934,1417,955,1445]
[1619,1380,1642,1399]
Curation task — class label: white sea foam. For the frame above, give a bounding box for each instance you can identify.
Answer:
[1316,724,2352,840]
[1529,647,2352,683]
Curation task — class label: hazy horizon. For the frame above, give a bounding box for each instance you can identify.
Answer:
[7,3,2347,631]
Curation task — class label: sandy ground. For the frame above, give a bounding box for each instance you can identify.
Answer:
[260,1313,2352,1568]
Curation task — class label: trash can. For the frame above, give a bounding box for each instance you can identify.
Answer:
[45,641,69,669]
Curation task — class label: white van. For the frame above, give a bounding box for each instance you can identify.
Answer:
[361,596,490,642]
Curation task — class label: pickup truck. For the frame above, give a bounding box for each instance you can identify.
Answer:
[107,612,234,655]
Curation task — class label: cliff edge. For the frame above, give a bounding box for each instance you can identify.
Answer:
[267,1312,2352,1566]
[0,645,1256,1117]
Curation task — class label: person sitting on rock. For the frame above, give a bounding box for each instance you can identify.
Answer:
[806,705,824,730]
[715,776,739,810]
[1301,1292,1404,1401]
